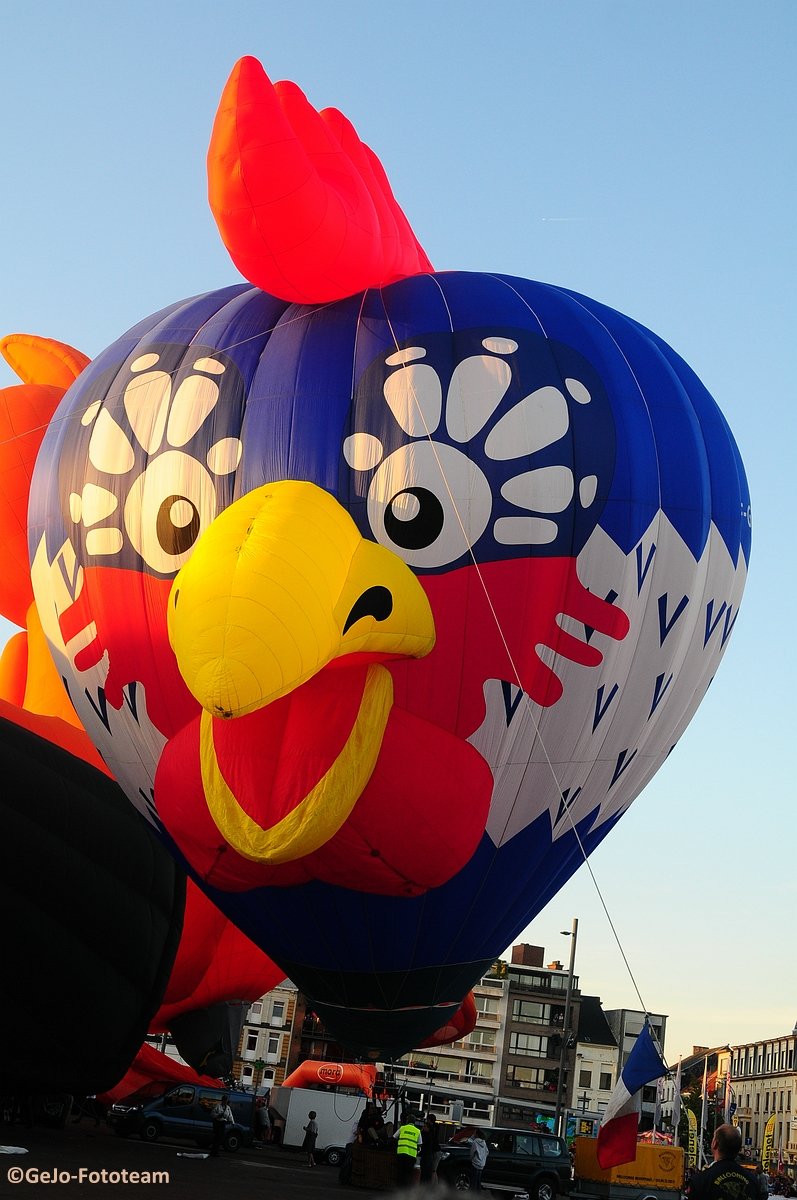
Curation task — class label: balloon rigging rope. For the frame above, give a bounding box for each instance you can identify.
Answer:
[378,280,655,1034]
[0,298,345,449]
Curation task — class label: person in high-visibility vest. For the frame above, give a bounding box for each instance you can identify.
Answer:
[395,1111,423,1189]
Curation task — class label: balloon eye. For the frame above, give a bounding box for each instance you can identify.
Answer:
[367,442,492,569]
[157,496,201,556]
[384,487,445,550]
[124,450,217,575]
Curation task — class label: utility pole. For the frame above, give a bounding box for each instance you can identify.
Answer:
[554,917,578,1139]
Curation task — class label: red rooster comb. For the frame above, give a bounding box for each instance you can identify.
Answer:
[207,56,433,304]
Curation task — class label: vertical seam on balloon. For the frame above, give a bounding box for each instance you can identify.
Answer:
[525,284,671,1019]
[375,277,451,1020]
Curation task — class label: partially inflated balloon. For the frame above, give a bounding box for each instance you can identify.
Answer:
[0,710,184,1094]
[23,57,749,1057]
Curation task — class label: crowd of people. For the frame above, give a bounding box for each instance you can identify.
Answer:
[341,1104,488,1190]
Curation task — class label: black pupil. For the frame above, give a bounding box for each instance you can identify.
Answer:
[383,487,444,550]
[157,494,200,556]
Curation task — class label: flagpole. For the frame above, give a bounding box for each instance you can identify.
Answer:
[554,917,578,1138]
[673,1057,682,1148]
[699,1055,708,1167]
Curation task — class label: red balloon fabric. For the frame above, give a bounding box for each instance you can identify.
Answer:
[151,879,285,1031]
[98,1041,223,1105]
[417,992,478,1049]
[208,57,433,303]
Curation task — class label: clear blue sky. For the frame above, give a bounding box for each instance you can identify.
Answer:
[1,0,794,1062]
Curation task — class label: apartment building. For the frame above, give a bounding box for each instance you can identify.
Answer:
[494,943,581,1129]
[729,1032,797,1163]
[234,980,298,1090]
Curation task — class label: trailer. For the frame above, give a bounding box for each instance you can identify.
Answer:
[573,1138,685,1200]
[270,1084,368,1166]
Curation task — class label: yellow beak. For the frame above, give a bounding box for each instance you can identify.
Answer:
[167,479,435,718]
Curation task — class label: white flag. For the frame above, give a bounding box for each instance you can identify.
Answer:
[699,1057,709,1166]
[654,1076,663,1132]
[723,1065,733,1123]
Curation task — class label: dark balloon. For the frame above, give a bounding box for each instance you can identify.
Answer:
[0,713,185,1094]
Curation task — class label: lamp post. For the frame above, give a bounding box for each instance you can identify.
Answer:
[554,917,578,1138]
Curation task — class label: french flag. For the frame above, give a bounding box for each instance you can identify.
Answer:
[597,1021,668,1168]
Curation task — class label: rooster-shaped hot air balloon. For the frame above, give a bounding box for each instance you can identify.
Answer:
[11,56,748,1058]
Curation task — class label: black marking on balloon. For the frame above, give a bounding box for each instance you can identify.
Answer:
[123,682,140,723]
[384,487,444,550]
[648,671,673,719]
[554,786,582,826]
[343,586,393,633]
[584,589,619,643]
[501,681,524,726]
[157,494,201,557]
[84,686,112,733]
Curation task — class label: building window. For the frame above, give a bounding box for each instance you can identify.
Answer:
[477,996,500,1017]
[267,1033,280,1056]
[579,1070,592,1088]
[246,1032,258,1053]
[506,1065,545,1089]
[271,1001,285,1024]
[249,1001,262,1018]
[513,999,551,1024]
[510,1032,549,1058]
[465,1029,496,1050]
[505,1064,557,1091]
[600,1072,612,1091]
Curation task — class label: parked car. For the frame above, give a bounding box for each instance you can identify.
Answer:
[438,1126,571,1197]
[108,1083,256,1151]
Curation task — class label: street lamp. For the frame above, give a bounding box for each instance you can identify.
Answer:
[554,917,578,1138]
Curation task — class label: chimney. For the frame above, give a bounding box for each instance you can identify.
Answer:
[511,944,545,967]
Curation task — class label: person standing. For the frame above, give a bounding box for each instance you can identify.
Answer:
[395,1111,423,1189]
[302,1109,319,1166]
[209,1093,234,1157]
[689,1125,758,1200]
[420,1113,441,1184]
[468,1128,489,1192]
[254,1097,271,1145]
[340,1117,361,1185]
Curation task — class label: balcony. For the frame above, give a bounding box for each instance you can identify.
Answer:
[400,1064,493,1091]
